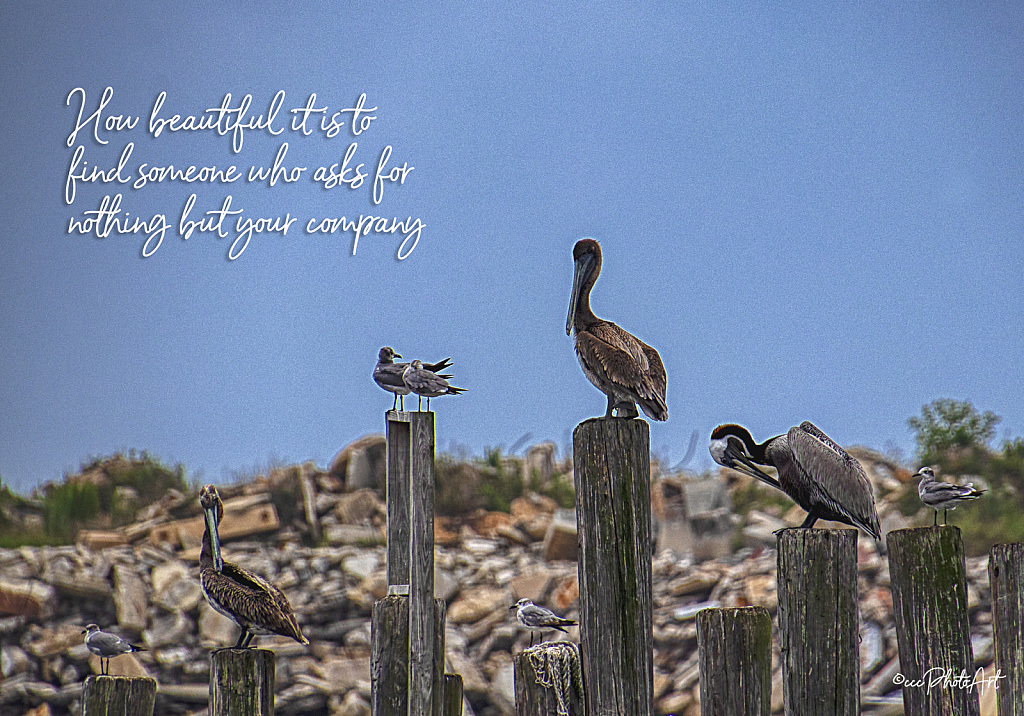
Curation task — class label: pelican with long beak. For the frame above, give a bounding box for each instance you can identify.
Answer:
[199,484,308,648]
[566,238,668,421]
[710,422,881,540]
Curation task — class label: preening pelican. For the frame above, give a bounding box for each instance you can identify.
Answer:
[199,484,308,648]
[710,421,881,539]
[566,238,668,421]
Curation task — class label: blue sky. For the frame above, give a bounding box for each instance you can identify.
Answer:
[2,2,1022,491]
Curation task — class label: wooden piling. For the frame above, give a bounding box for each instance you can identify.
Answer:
[82,675,157,716]
[989,543,1024,716]
[443,673,464,716]
[696,607,771,716]
[386,410,413,586]
[514,644,584,716]
[370,594,447,716]
[776,528,859,716]
[574,417,653,715]
[888,526,980,716]
[209,649,274,716]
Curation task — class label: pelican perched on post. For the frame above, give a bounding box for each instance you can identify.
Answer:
[373,347,453,410]
[915,466,985,525]
[710,421,881,540]
[566,238,668,421]
[199,484,308,649]
[402,359,465,411]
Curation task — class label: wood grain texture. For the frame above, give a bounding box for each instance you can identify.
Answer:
[887,526,980,716]
[370,594,446,716]
[574,417,653,716]
[409,411,437,716]
[82,675,157,716]
[443,673,464,716]
[386,410,412,587]
[777,528,859,716]
[209,649,274,716]
[989,543,1024,716]
[697,607,771,716]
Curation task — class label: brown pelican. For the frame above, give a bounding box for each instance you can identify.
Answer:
[710,421,881,539]
[82,624,146,675]
[566,238,668,421]
[402,359,465,411]
[510,598,577,647]
[199,484,308,648]
[373,347,453,410]
[916,466,985,525]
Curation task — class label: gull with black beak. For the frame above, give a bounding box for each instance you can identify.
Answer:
[510,598,577,647]
[916,466,985,525]
[373,347,454,410]
[82,624,146,675]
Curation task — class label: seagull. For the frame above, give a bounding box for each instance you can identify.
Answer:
[82,624,146,675]
[916,466,985,526]
[510,598,577,647]
[373,347,454,410]
[402,359,465,411]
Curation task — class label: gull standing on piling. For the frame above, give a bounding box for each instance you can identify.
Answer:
[916,466,985,525]
[82,624,146,675]
[373,347,454,411]
[566,238,668,421]
[199,484,308,649]
[710,421,882,540]
[402,359,465,411]
[510,598,577,646]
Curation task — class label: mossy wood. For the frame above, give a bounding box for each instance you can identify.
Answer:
[513,650,584,716]
[887,526,980,716]
[370,594,446,716]
[82,675,156,716]
[574,417,654,715]
[209,649,274,716]
[697,607,771,716]
[777,529,859,716]
[989,543,1024,716]
[443,673,464,716]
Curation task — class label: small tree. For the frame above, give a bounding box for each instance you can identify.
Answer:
[908,399,1001,462]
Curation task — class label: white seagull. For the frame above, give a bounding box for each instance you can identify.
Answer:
[510,598,577,647]
[916,466,985,525]
[82,624,146,675]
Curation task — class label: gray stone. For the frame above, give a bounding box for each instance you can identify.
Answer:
[112,564,148,633]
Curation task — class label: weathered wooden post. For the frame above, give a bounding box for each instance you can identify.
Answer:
[776,529,859,716]
[371,409,445,716]
[574,417,653,715]
[514,643,584,716]
[82,675,156,716]
[443,673,464,716]
[888,526,980,716]
[210,649,274,716]
[696,606,772,716]
[989,543,1024,715]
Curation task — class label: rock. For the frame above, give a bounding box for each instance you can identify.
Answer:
[542,510,577,562]
[488,657,515,714]
[1,645,33,677]
[448,587,508,624]
[144,610,193,649]
[468,511,515,539]
[330,435,387,490]
[549,575,579,612]
[447,651,489,699]
[510,493,558,521]
[77,530,128,551]
[24,624,82,658]
[743,573,777,611]
[508,567,553,602]
[326,525,385,546]
[314,656,368,692]
[435,567,460,602]
[341,554,379,580]
[523,442,556,485]
[334,689,372,716]
[112,564,148,633]
[87,650,151,679]
[199,602,239,647]
[155,574,203,613]
[334,489,384,525]
[688,509,734,562]
[0,578,56,619]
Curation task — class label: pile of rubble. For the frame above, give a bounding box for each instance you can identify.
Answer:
[0,438,1002,716]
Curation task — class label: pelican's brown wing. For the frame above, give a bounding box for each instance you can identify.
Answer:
[787,422,881,539]
[577,321,668,420]
[220,562,308,644]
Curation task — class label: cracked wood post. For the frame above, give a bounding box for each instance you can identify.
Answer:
[210,649,274,716]
[777,528,859,716]
[888,526,980,716]
[443,673,464,716]
[574,417,654,715]
[989,543,1024,716]
[370,594,446,716]
[514,647,585,716]
[82,675,156,716]
[697,606,772,716]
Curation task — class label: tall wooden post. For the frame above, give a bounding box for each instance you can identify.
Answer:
[377,410,441,716]
[888,526,980,716]
[370,594,447,716]
[777,529,859,716]
[82,675,156,716]
[574,417,653,715]
[210,649,274,716]
[443,674,464,716]
[989,543,1024,716]
[697,607,772,716]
